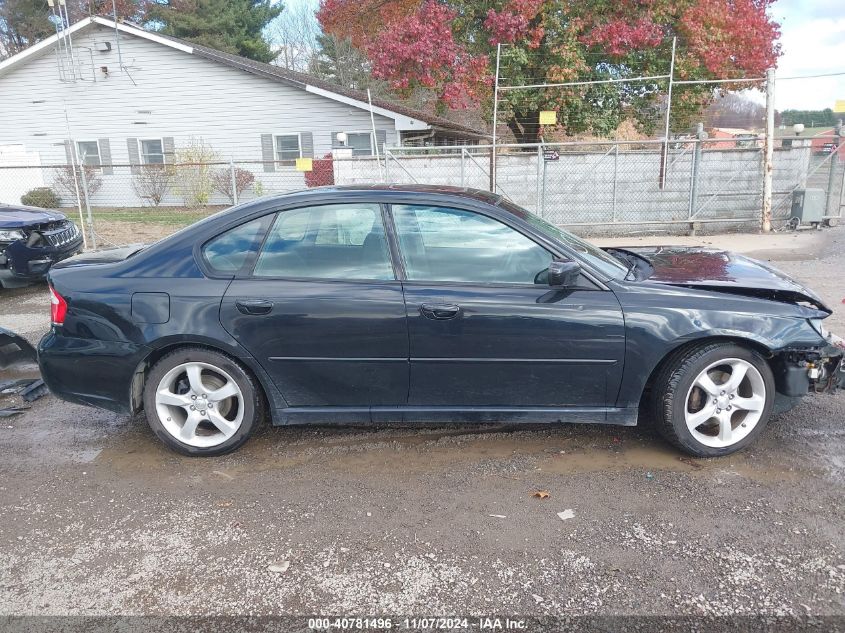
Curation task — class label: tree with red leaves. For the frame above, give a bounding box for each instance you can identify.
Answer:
[318,0,781,142]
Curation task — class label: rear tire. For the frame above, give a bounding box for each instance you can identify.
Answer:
[143,347,264,456]
[650,342,775,457]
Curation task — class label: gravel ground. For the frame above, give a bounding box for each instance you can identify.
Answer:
[1,227,844,627]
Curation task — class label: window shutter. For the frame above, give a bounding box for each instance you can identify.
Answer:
[126,138,141,175]
[98,138,113,175]
[261,134,275,172]
[63,140,73,167]
[300,132,314,158]
[375,130,387,156]
[162,137,175,163]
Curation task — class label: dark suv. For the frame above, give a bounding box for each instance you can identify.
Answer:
[0,205,83,288]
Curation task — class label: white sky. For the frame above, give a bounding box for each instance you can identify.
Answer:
[280,0,843,111]
[770,0,844,111]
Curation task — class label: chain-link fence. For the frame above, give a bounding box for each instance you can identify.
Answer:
[1,134,842,246]
[339,135,842,235]
[0,159,313,248]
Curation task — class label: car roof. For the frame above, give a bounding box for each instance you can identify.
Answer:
[264,184,506,207]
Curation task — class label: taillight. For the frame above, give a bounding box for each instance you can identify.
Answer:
[50,286,67,326]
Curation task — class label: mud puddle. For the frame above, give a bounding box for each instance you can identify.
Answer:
[92,420,818,487]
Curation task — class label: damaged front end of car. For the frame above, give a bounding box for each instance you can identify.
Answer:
[766,309,845,399]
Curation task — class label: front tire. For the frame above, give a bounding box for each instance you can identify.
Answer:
[651,342,775,457]
[143,347,264,456]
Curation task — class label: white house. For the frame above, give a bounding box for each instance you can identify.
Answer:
[0,16,483,206]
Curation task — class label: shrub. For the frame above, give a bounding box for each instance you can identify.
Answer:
[211,166,255,204]
[175,137,218,206]
[21,187,61,208]
[304,153,335,188]
[52,165,102,202]
[132,164,175,206]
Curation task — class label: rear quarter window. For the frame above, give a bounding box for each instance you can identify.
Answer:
[202,218,267,275]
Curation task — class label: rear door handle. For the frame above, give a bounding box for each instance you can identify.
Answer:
[236,299,273,316]
[420,303,461,320]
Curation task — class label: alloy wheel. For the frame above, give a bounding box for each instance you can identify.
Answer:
[684,358,766,448]
[154,361,244,448]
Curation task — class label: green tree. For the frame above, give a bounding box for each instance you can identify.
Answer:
[147,0,281,63]
[780,109,838,128]
[0,0,54,60]
[310,32,385,94]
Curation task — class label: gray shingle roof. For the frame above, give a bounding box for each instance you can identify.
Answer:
[149,27,486,138]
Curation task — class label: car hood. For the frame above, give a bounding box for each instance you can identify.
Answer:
[618,246,831,314]
[0,205,66,229]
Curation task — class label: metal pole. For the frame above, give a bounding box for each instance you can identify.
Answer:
[76,152,96,250]
[230,159,238,205]
[58,0,77,80]
[112,0,124,71]
[460,148,466,188]
[762,68,775,232]
[62,105,88,250]
[660,36,677,190]
[612,143,619,223]
[491,43,501,193]
[536,144,542,213]
[839,155,845,219]
[541,155,547,219]
[367,89,384,181]
[824,120,841,216]
[689,123,705,219]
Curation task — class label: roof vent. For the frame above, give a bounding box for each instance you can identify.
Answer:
[96,41,112,52]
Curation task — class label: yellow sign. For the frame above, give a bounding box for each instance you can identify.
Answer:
[539,110,557,125]
[834,100,845,113]
[295,157,313,172]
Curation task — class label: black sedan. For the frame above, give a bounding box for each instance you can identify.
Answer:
[0,204,83,288]
[38,185,845,457]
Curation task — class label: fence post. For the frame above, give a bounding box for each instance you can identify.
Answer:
[230,159,238,205]
[491,43,501,193]
[761,68,775,232]
[659,36,677,190]
[77,162,96,250]
[385,149,391,182]
[825,120,842,216]
[688,123,706,227]
[461,148,466,188]
[536,144,542,214]
[612,144,619,223]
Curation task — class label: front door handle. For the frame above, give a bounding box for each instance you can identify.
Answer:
[420,303,461,320]
[236,299,273,316]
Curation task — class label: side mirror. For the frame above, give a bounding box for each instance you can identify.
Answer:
[547,259,581,288]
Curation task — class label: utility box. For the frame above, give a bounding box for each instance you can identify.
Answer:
[790,188,826,225]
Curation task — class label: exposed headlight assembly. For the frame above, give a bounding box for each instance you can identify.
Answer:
[809,318,830,340]
[0,229,25,241]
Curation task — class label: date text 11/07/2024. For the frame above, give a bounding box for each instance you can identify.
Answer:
[307,617,529,630]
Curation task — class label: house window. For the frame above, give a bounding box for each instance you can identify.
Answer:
[346,132,373,156]
[275,134,301,161]
[140,139,165,164]
[77,141,101,168]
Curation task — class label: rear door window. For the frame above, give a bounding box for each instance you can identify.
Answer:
[252,203,394,280]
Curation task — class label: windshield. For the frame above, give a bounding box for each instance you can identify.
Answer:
[499,200,628,279]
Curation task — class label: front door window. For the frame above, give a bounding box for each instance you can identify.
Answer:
[391,204,552,284]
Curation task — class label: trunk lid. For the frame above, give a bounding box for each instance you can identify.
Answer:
[51,244,146,269]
